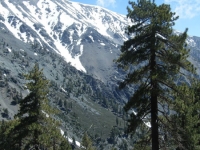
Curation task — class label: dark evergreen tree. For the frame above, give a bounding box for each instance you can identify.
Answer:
[3,108,9,118]
[109,127,120,144]
[81,132,95,150]
[58,98,63,107]
[72,136,76,150]
[115,0,194,149]
[64,100,68,109]
[171,81,200,150]
[0,119,19,150]
[60,139,72,150]
[119,139,128,150]
[11,64,67,149]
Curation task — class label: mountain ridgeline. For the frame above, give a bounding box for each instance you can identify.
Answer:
[0,0,200,149]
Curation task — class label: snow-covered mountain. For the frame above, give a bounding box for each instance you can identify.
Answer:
[1,0,199,83]
[0,0,130,82]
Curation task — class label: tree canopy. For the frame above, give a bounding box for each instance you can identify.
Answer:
[0,64,71,150]
[116,0,196,149]
[81,132,95,150]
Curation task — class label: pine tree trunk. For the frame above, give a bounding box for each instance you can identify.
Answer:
[151,94,159,150]
[53,138,56,150]
[150,40,159,150]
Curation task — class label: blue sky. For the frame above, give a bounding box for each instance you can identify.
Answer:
[70,0,200,37]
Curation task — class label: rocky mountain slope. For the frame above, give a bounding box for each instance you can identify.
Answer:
[1,0,199,88]
[0,0,200,149]
[0,0,129,82]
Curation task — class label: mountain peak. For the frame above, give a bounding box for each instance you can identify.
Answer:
[0,0,129,72]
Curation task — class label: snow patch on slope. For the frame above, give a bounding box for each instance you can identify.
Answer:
[100,42,105,46]
[60,128,81,147]
[88,35,94,42]
[186,38,196,47]
[0,0,130,73]
[28,0,86,72]
[128,109,151,128]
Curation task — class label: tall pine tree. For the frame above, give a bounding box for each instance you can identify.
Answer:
[12,64,68,149]
[81,132,95,150]
[115,0,194,149]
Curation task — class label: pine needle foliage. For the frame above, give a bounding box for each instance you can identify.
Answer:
[10,63,70,150]
[170,81,200,150]
[115,0,195,149]
[81,132,96,150]
[0,119,20,150]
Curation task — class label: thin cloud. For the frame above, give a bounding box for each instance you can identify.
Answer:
[165,0,200,19]
[96,0,116,8]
